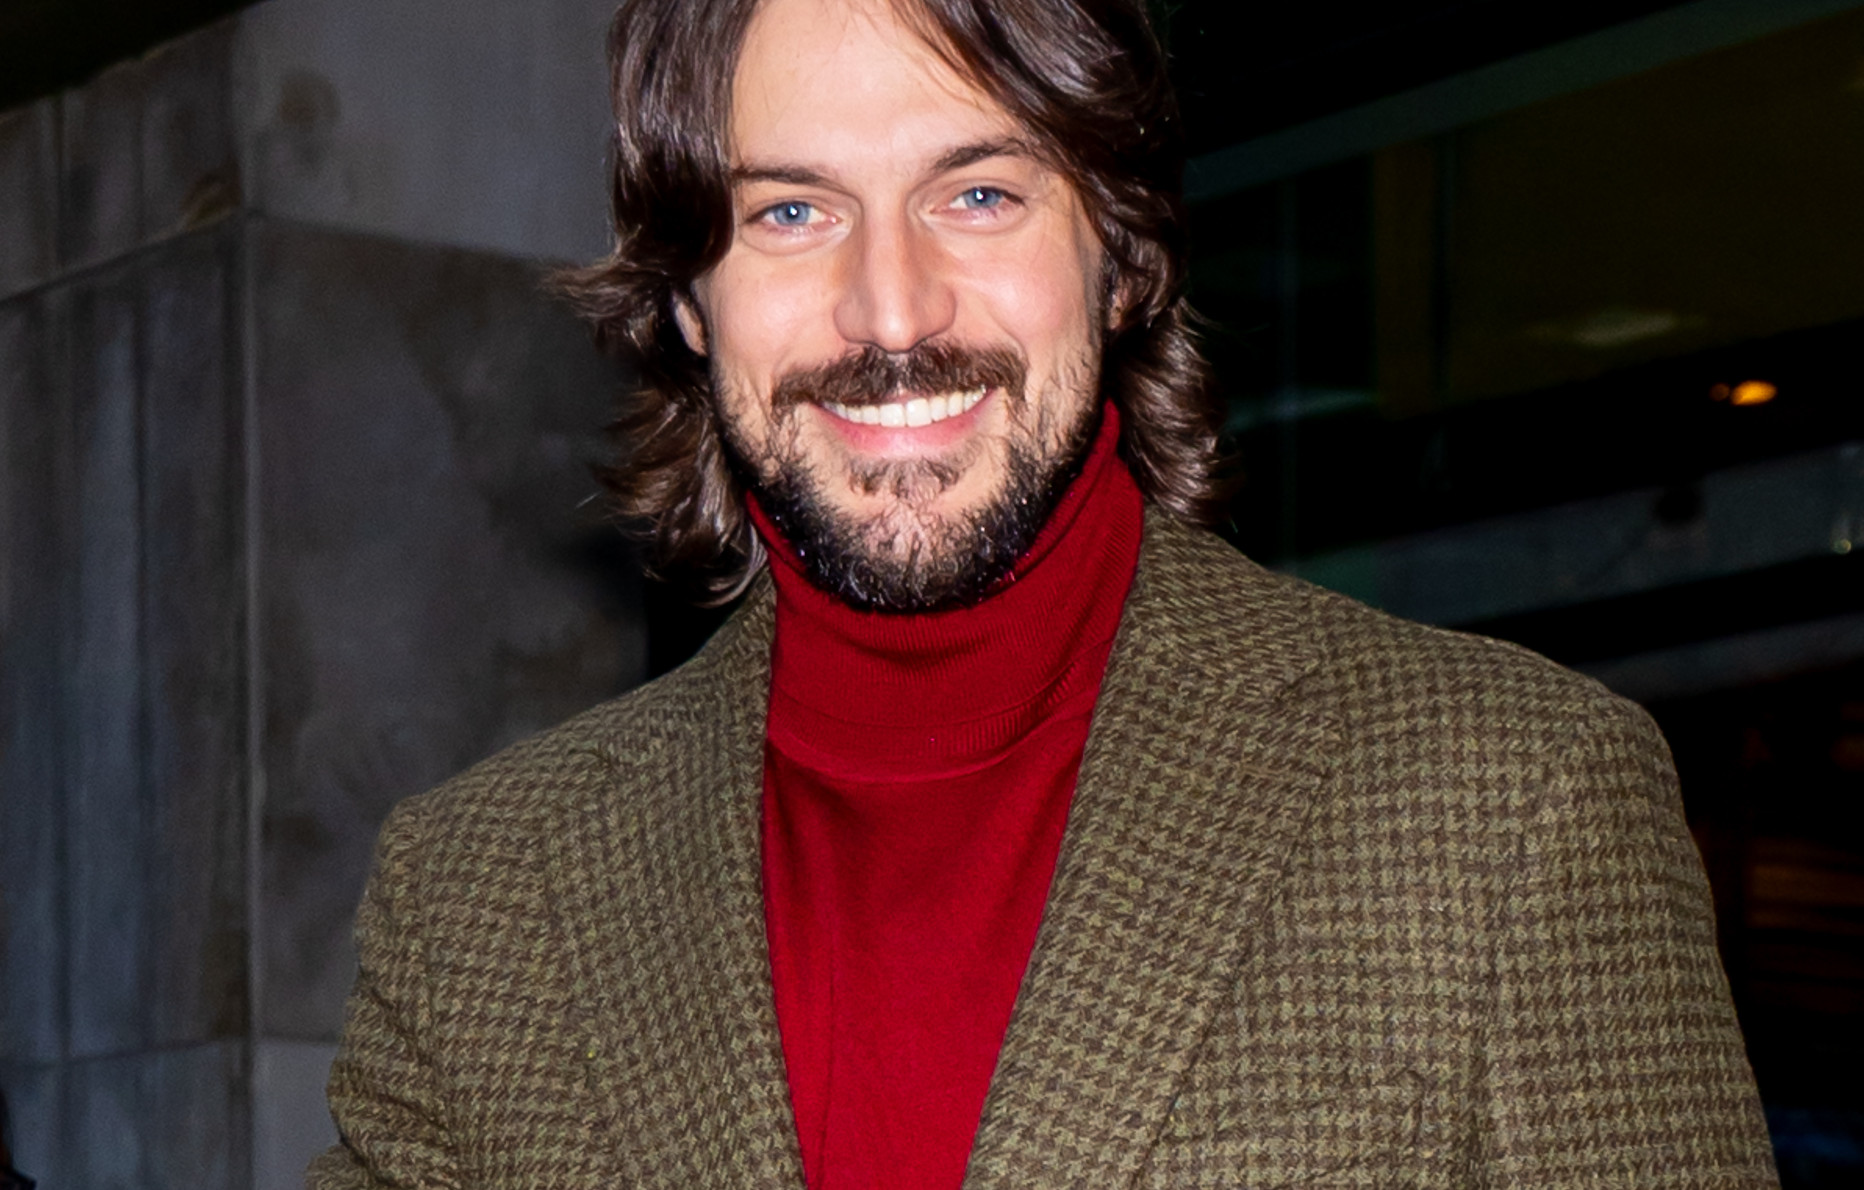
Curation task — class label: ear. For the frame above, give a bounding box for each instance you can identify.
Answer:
[672,291,708,355]
[1102,256,1137,332]
[1107,282,1131,331]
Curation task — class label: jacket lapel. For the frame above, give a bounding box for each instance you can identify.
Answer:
[545,580,804,1188]
[964,514,1340,1190]
[543,516,1337,1189]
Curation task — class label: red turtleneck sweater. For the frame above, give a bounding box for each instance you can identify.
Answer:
[754,407,1144,1190]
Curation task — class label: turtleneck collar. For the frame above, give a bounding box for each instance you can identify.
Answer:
[749,403,1144,779]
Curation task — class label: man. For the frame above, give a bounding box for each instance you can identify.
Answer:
[312,0,1779,1185]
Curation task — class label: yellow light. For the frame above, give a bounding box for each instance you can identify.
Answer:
[1731,380,1777,406]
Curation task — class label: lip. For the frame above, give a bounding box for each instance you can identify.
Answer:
[811,387,997,457]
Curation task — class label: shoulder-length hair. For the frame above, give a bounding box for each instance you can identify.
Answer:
[558,0,1224,601]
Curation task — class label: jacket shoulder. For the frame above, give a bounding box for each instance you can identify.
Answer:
[1304,567,1646,742]
[375,586,773,862]
[1143,515,1654,748]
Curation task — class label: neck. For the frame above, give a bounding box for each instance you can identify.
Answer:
[750,405,1144,778]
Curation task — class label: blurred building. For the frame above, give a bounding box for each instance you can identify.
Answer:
[1177,4,1864,1185]
[1,0,1862,1186]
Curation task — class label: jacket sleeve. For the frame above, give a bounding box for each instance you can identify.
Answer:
[307,803,461,1189]
[1477,692,1778,1187]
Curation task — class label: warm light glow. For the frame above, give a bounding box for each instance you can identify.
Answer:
[1711,380,1778,405]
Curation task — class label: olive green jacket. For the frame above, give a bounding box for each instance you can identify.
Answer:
[312,515,1778,1188]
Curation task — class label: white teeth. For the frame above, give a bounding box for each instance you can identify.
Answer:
[821,386,991,427]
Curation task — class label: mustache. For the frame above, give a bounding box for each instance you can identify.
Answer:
[770,342,1026,411]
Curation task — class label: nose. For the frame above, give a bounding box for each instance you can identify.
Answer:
[832,214,957,353]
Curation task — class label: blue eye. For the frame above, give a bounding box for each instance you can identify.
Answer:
[958,187,1004,209]
[765,201,814,227]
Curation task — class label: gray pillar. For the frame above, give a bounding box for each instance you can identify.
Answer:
[0,0,641,1184]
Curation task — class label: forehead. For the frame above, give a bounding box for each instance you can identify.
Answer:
[729,0,1025,174]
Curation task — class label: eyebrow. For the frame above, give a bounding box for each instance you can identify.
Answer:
[731,163,832,187]
[729,138,1038,189]
[930,137,1035,174]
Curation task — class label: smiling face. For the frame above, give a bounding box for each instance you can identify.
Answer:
[686,0,1109,610]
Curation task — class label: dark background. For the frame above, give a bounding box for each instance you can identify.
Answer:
[0,1,1688,138]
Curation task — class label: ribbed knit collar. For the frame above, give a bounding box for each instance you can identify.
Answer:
[750,404,1144,779]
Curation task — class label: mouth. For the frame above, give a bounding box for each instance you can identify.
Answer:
[819,386,988,428]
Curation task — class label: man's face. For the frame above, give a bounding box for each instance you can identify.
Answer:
[685,0,1109,611]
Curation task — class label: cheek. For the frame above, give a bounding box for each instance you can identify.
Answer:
[701,255,839,388]
[966,230,1103,370]
[960,277,1098,466]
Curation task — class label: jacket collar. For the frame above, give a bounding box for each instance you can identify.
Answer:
[544,579,797,1187]
[551,511,1338,1188]
[963,513,1338,1189]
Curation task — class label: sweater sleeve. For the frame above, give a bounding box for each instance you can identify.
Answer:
[307,802,462,1190]
[1477,692,1778,1187]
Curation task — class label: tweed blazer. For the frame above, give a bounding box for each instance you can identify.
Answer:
[312,513,1778,1189]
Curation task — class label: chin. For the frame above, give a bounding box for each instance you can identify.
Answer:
[754,423,1091,615]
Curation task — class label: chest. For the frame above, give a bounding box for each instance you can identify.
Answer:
[428,812,1492,1190]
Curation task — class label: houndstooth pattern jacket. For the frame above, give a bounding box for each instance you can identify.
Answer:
[311,513,1779,1189]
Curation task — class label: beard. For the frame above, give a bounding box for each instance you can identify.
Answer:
[719,341,1102,614]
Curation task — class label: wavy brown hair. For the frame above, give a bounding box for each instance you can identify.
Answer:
[558,0,1223,601]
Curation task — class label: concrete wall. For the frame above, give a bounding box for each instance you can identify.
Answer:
[0,0,641,1184]
[231,0,614,262]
